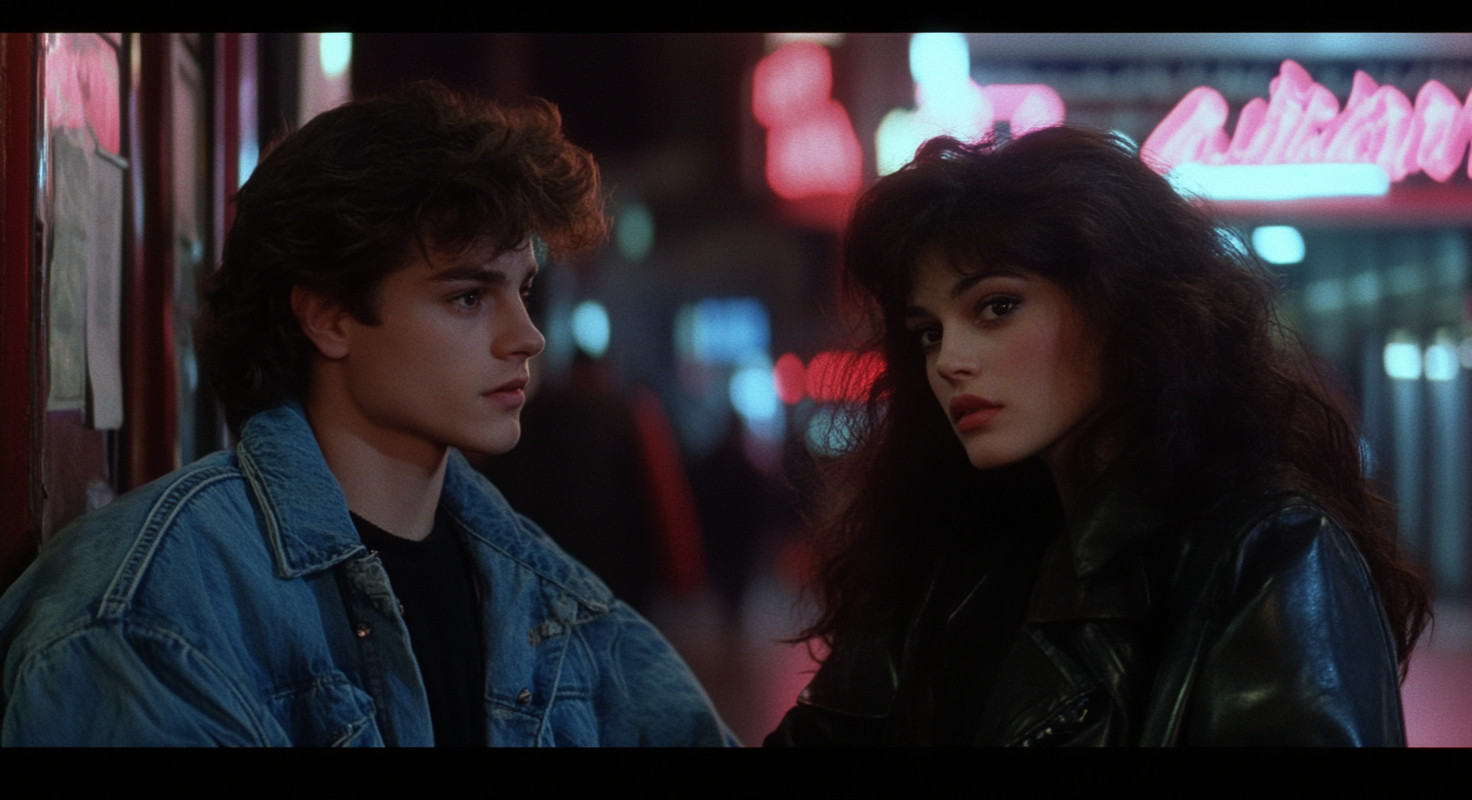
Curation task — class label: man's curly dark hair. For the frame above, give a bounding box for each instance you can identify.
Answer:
[196,81,605,435]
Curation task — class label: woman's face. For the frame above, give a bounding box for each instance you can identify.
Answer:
[904,252,1103,474]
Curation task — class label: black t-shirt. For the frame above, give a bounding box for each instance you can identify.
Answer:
[352,507,486,746]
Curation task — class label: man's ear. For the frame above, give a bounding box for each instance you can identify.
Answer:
[290,285,352,360]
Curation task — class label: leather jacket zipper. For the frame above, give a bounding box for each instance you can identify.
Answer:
[1014,693,1094,747]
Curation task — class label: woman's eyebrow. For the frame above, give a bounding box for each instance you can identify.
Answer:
[904,268,1028,318]
[949,269,1026,298]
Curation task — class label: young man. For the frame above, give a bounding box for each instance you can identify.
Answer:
[0,83,737,746]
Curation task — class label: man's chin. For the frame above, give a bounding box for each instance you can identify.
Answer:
[458,429,521,458]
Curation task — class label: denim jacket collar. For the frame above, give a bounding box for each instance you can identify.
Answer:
[236,403,613,614]
[236,404,364,579]
[439,451,613,616]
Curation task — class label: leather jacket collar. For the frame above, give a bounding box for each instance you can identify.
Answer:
[1027,460,1173,624]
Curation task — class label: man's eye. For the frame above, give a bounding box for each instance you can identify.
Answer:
[453,291,482,308]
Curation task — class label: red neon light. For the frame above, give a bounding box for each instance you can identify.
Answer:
[765,100,863,199]
[805,350,884,404]
[752,41,832,128]
[754,42,863,200]
[978,84,1065,136]
[906,81,1064,145]
[1143,59,1472,183]
[773,353,806,405]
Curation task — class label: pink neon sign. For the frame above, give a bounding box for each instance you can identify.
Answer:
[752,42,863,200]
[977,84,1065,136]
[1142,59,1472,183]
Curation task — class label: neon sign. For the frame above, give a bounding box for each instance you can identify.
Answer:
[1142,59,1472,183]
[760,37,1472,207]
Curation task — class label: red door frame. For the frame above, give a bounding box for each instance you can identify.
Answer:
[1,33,39,588]
[118,34,180,491]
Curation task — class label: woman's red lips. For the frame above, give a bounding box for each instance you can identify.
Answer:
[950,395,1001,433]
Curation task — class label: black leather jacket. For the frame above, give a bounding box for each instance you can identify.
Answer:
[765,482,1406,746]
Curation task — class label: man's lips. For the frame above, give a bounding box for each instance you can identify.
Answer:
[488,377,528,394]
[485,376,528,407]
[949,394,1001,433]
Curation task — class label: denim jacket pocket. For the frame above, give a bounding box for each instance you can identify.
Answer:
[267,672,381,747]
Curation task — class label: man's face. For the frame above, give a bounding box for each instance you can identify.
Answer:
[333,241,544,464]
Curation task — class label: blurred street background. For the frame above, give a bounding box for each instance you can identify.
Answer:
[6,32,1471,746]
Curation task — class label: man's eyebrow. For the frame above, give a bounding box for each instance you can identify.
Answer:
[427,264,513,283]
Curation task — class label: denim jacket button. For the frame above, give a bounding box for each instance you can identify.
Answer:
[516,688,532,705]
[355,621,372,638]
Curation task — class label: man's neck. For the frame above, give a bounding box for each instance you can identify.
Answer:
[304,394,448,543]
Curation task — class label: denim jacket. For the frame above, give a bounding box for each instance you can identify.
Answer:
[0,404,738,746]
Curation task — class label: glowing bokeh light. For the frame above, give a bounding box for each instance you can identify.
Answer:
[1303,280,1345,314]
[677,298,770,366]
[731,362,780,423]
[753,41,863,200]
[979,84,1065,137]
[773,353,807,405]
[875,110,927,177]
[766,33,845,50]
[1349,272,1382,306]
[878,34,1063,176]
[877,32,988,177]
[571,300,610,359]
[803,405,865,458]
[752,41,832,128]
[766,102,864,199]
[1425,332,1460,382]
[1425,344,1459,382]
[615,202,655,263]
[239,141,259,189]
[1384,338,1423,381]
[806,350,885,404]
[1252,225,1306,265]
[909,32,969,93]
[319,33,352,80]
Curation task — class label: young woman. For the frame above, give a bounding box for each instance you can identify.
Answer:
[766,127,1430,746]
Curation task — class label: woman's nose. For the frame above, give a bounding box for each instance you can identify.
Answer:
[934,337,975,384]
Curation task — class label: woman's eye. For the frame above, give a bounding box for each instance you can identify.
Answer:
[978,295,1021,321]
[914,326,942,349]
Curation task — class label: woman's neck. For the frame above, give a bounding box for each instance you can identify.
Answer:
[1043,415,1125,514]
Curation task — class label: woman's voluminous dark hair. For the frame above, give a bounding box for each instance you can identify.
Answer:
[803,126,1429,669]
[196,81,606,434]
